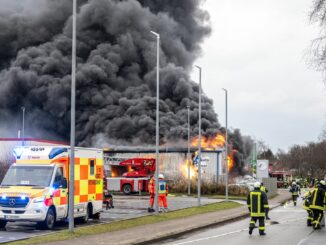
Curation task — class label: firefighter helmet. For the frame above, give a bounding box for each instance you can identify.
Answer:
[292,182,296,186]
[320,180,326,186]
[254,182,261,188]
[159,173,164,179]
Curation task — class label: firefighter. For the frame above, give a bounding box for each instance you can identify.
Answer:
[289,182,301,206]
[148,176,155,213]
[103,190,114,210]
[302,189,313,226]
[310,180,326,230]
[158,173,168,212]
[247,182,268,236]
[260,182,270,220]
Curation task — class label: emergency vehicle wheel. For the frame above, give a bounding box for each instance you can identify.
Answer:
[80,204,91,223]
[39,208,55,230]
[122,184,132,195]
[0,220,7,229]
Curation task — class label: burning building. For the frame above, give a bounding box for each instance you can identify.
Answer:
[103,148,225,182]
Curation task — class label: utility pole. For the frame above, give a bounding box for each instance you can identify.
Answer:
[150,31,160,214]
[222,88,228,201]
[195,65,202,206]
[68,0,77,232]
[187,104,191,196]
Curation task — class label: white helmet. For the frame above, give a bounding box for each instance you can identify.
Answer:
[320,180,326,186]
[159,173,164,179]
[292,182,296,185]
[254,182,261,188]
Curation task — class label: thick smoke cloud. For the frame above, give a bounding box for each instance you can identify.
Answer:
[0,0,220,147]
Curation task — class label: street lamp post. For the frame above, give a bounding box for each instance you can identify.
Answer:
[150,30,160,214]
[195,65,202,206]
[21,106,25,146]
[187,104,191,196]
[222,88,228,201]
[68,0,77,232]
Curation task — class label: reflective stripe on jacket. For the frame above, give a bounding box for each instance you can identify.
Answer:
[247,190,268,217]
[309,187,326,211]
[290,186,300,196]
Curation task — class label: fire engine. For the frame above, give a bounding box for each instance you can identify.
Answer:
[0,146,103,229]
[270,171,292,188]
[106,158,155,195]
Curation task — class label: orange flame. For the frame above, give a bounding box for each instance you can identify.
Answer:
[181,159,197,179]
[227,155,234,173]
[191,134,225,150]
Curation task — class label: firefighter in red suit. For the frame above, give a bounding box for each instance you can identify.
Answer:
[158,173,168,212]
[148,176,155,212]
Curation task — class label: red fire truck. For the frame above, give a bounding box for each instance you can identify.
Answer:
[106,158,155,194]
[270,171,292,188]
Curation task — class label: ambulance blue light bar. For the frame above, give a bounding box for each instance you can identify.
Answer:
[49,147,67,159]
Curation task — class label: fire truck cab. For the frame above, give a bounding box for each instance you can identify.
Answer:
[0,146,103,229]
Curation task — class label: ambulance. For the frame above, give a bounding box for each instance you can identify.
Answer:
[0,146,104,229]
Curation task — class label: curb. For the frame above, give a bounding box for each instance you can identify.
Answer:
[132,197,292,245]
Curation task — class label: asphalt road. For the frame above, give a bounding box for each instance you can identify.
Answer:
[0,195,221,244]
[162,195,326,245]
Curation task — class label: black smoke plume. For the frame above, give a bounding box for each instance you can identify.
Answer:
[0,0,220,147]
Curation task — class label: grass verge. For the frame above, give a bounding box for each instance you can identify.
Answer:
[7,201,242,245]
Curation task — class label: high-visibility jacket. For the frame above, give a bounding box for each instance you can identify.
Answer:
[148,178,155,194]
[290,185,300,196]
[247,189,268,217]
[260,186,268,193]
[302,190,313,210]
[309,187,326,211]
[158,180,168,195]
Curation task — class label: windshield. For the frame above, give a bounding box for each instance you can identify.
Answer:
[1,165,54,187]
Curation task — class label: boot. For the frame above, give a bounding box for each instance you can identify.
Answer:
[249,228,253,235]
[259,232,266,236]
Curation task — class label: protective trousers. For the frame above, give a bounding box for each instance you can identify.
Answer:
[311,209,324,229]
[249,217,265,234]
[292,195,298,206]
[149,194,154,208]
[306,209,313,226]
[158,194,168,209]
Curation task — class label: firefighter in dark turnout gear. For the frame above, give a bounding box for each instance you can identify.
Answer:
[260,182,270,220]
[310,180,326,230]
[247,182,269,236]
[302,189,313,226]
[289,182,301,206]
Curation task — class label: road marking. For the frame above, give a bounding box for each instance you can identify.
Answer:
[296,230,314,245]
[172,229,248,245]
[171,217,306,245]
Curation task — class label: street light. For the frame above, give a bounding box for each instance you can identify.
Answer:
[187,104,191,196]
[150,30,160,214]
[195,65,202,206]
[222,88,228,201]
[68,0,77,232]
[21,106,25,146]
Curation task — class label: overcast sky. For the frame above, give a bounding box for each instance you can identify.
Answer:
[191,0,326,152]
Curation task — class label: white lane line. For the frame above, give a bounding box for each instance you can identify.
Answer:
[171,217,307,245]
[296,230,314,245]
[172,229,248,245]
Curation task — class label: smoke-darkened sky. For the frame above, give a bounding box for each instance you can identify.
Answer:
[0,0,221,147]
